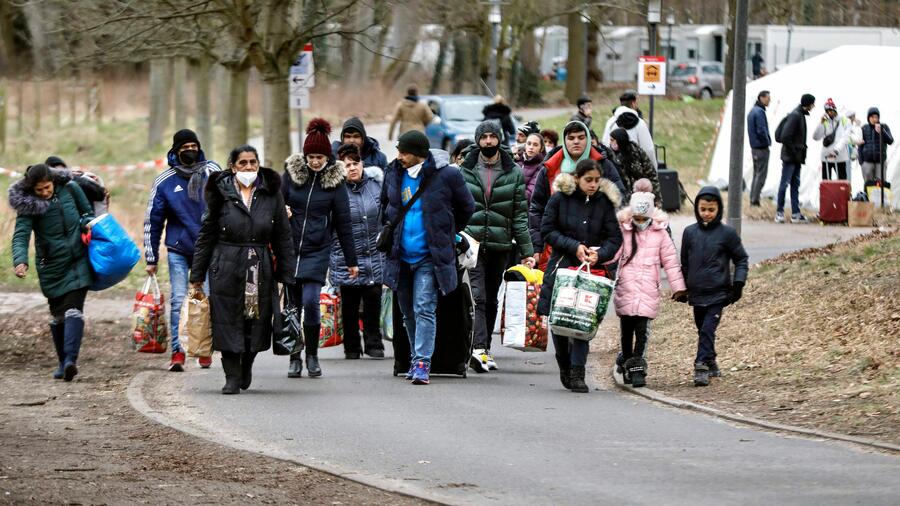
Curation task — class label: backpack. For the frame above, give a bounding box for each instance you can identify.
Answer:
[774,114,790,144]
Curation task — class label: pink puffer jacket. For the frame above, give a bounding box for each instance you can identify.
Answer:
[613,208,686,319]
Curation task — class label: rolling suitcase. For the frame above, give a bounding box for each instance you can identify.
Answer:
[658,169,681,212]
[818,180,850,223]
[391,269,475,377]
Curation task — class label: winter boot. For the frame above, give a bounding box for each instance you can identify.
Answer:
[240,352,257,390]
[50,322,66,379]
[62,310,85,382]
[221,354,242,394]
[693,363,710,387]
[287,353,303,378]
[555,354,571,389]
[625,357,648,388]
[706,360,721,378]
[568,365,589,393]
[617,352,633,384]
[306,355,322,377]
[304,325,322,377]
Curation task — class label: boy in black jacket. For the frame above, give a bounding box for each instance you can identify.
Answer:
[678,187,749,386]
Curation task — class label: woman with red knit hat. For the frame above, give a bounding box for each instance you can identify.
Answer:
[283,118,359,378]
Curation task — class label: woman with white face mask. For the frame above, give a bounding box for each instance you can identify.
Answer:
[190,145,297,394]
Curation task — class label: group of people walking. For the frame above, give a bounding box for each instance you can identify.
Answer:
[9,91,749,394]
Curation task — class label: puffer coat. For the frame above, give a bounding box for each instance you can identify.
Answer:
[517,151,544,201]
[612,208,686,319]
[9,172,94,299]
[190,168,296,353]
[329,167,386,287]
[282,156,357,284]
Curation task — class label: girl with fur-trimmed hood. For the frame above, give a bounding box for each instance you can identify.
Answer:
[538,159,623,394]
[282,119,358,379]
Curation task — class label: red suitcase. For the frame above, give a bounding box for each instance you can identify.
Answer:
[819,180,851,223]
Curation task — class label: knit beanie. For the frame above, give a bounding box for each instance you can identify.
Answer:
[396,130,431,158]
[630,191,655,218]
[45,155,67,168]
[172,129,200,151]
[303,118,333,158]
[475,119,502,146]
[800,93,816,108]
[632,178,654,194]
[824,98,837,112]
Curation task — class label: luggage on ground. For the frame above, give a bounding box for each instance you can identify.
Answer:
[848,201,875,227]
[866,183,893,209]
[495,266,548,352]
[548,262,615,341]
[180,287,212,358]
[86,213,141,291]
[132,275,168,353]
[818,180,851,223]
[657,169,681,212]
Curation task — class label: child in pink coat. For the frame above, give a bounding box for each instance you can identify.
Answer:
[613,182,686,387]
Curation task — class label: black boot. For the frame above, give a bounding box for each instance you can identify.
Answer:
[221,354,242,394]
[617,353,632,384]
[304,325,322,377]
[694,363,710,387]
[306,355,322,377]
[706,360,721,378]
[62,312,84,382]
[240,352,257,390]
[50,322,65,379]
[555,354,571,389]
[287,353,303,378]
[625,357,647,388]
[568,365,589,393]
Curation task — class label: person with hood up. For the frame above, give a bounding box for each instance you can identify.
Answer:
[747,90,772,206]
[538,159,623,393]
[388,85,434,140]
[812,98,851,181]
[44,156,109,215]
[283,119,359,378]
[612,181,686,388]
[10,164,94,381]
[608,127,660,203]
[602,91,658,168]
[331,117,388,170]
[329,143,388,359]
[570,95,593,128]
[540,129,559,153]
[529,121,625,269]
[514,120,540,155]
[775,94,815,224]
[679,186,749,387]
[482,95,516,145]
[859,107,894,185]
[143,128,221,372]
[190,145,296,394]
[380,131,475,385]
[459,120,534,373]
[517,131,545,201]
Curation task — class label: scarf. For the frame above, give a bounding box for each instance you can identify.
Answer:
[244,248,260,319]
[174,162,207,202]
[406,162,424,179]
[560,120,591,174]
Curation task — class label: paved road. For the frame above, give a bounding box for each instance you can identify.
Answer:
[137,221,900,505]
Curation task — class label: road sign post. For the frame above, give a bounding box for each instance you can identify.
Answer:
[290,43,314,149]
[637,55,666,136]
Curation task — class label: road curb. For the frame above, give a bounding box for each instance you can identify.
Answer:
[126,370,451,505]
[610,366,900,454]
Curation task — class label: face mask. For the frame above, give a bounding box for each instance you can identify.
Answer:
[634,219,651,231]
[179,149,199,166]
[235,171,258,186]
[480,145,499,158]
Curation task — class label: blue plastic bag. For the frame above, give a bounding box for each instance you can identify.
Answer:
[87,213,140,291]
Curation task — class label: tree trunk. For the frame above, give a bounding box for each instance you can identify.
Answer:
[429,27,450,94]
[262,79,290,169]
[195,57,213,159]
[69,79,77,125]
[54,80,61,127]
[215,64,231,126]
[450,32,467,94]
[382,7,419,87]
[225,65,249,150]
[516,29,542,106]
[15,78,22,133]
[369,0,393,78]
[34,80,41,131]
[148,59,171,148]
[350,1,377,82]
[173,57,188,129]
[0,1,16,75]
[586,17,602,89]
[565,13,587,104]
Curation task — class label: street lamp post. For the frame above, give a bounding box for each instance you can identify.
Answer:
[647,0,661,136]
[785,17,795,66]
[487,2,502,95]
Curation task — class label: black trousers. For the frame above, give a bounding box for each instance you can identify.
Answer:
[620,315,650,361]
[693,304,725,364]
[821,161,848,181]
[48,287,88,322]
[470,251,509,350]
[340,284,384,354]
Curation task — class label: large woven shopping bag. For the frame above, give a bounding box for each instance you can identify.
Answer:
[132,275,168,353]
[548,262,615,341]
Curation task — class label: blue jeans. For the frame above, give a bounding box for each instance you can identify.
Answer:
[167,251,208,353]
[776,162,801,215]
[397,258,438,366]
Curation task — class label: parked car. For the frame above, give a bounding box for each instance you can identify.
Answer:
[669,62,725,100]
[422,95,494,151]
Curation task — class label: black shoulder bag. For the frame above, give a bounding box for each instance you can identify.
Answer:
[376,173,432,253]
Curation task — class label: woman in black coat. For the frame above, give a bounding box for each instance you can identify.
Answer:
[282,119,358,378]
[539,159,623,394]
[191,145,296,394]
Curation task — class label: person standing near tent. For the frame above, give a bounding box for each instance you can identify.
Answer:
[751,50,765,79]
[859,107,894,186]
[746,90,771,206]
[812,98,851,181]
[774,94,815,224]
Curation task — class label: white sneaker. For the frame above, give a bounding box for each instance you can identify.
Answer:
[469,349,489,373]
[486,351,498,371]
[792,213,809,224]
[774,212,785,223]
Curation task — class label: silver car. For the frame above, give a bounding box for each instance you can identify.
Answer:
[669,62,726,100]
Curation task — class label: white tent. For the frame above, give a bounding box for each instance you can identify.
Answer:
[708,45,900,210]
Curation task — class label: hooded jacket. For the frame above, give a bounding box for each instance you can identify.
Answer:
[330,118,389,170]
[388,97,434,139]
[680,187,749,307]
[9,172,94,299]
[609,140,661,203]
[747,101,772,149]
[612,207,686,319]
[860,108,894,164]
[482,102,516,142]
[602,106,658,168]
[536,173,623,316]
[282,155,357,284]
[517,150,545,201]
[812,114,851,163]
[381,149,475,295]
[190,168,296,353]
[778,105,810,164]
[329,167,387,287]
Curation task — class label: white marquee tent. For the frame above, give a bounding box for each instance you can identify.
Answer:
[707,45,900,210]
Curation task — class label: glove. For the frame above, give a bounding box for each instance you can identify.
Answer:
[672,290,688,303]
[729,281,745,305]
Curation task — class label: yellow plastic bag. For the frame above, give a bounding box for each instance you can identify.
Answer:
[180,288,212,358]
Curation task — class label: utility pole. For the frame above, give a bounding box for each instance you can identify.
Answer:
[727,0,749,235]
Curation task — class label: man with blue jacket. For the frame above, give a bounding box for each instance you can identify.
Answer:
[143,129,220,372]
[747,90,771,207]
[331,117,388,170]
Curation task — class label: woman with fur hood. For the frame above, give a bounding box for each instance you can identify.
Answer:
[612,180,686,388]
[538,159,623,393]
[283,119,359,378]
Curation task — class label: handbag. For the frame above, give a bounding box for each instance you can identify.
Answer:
[376,173,433,253]
[84,212,140,291]
[181,287,212,358]
[823,129,837,148]
[548,262,615,341]
[273,285,302,355]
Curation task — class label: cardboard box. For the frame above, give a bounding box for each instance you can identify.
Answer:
[848,201,875,227]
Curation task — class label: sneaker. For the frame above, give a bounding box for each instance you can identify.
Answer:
[694,363,710,387]
[169,351,186,372]
[774,212,785,224]
[405,364,415,380]
[411,361,430,385]
[706,360,722,378]
[485,352,498,371]
[198,356,212,369]
[469,349,489,373]
[792,213,809,224]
